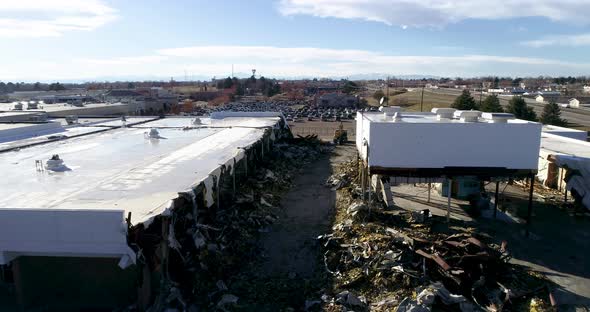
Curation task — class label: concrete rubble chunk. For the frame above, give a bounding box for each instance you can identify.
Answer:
[217,294,239,307]
[347,202,367,214]
[216,280,228,291]
[192,230,206,249]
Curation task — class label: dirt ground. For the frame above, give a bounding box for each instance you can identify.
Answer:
[288,120,356,142]
[228,144,357,311]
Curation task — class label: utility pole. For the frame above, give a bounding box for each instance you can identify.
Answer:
[479,82,483,107]
[420,85,425,112]
[386,76,390,106]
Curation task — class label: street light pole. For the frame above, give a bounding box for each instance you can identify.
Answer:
[386,76,390,106]
[420,85,425,112]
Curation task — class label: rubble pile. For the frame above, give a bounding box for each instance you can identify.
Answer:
[318,160,553,312]
[144,135,330,311]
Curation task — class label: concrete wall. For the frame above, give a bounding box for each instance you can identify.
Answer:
[12,256,136,311]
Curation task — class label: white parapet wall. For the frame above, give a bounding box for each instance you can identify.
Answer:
[357,110,542,172]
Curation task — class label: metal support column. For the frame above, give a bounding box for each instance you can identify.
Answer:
[361,161,366,201]
[368,174,372,203]
[526,173,535,237]
[447,177,452,223]
[494,181,500,219]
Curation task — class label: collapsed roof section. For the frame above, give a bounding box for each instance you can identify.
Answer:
[0,114,288,266]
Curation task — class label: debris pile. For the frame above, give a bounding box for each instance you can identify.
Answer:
[141,135,330,311]
[317,160,553,312]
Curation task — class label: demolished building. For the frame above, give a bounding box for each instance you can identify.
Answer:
[538,131,590,210]
[0,113,290,310]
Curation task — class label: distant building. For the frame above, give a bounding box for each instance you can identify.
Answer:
[569,98,580,108]
[511,88,526,95]
[536,91,560,103]
[318,93,358,108]
[487,89,504,94]
[103,89,144,103]
[584,86,590,93]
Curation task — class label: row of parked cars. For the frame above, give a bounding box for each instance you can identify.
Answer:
[286,107,363,122]
[192,101,380,123]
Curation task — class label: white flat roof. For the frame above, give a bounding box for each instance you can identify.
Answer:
[0,116,281,263]
[361,111,533,124]
[0,116,279,225]
[541,132,590,158]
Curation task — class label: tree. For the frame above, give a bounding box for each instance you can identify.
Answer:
[506,97,537,121]
[493,77,500,89]
[451,89,478,110]
[222,77,234,89]
[540,101,567,126]
[48,82,66,91]
[342,80,359,94]
[479,94,503,112]
[235,83,244,96]
[373,90,385,101]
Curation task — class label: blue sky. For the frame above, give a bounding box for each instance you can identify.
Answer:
[1,0,590,81]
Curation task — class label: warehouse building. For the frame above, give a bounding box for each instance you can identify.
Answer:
[0,113,289,310]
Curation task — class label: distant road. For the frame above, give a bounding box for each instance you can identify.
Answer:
[422,88,590,129]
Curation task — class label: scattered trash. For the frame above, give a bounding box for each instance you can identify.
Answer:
[216,294,239,307]
[319,159,554,312]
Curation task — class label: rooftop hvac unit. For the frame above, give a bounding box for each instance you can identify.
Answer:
[453,110,482,122]
[431,108,456,119]
[481,112,514,123]
[381,106,402,120]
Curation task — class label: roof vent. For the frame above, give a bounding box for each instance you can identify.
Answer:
[431,108,456,119]
[382,106,402,118]
[45,154,71,172]
[454,110,482,122]
[145,128,166,139]
[481,112,514,123]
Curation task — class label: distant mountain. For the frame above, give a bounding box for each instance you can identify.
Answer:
[8,73,442,83]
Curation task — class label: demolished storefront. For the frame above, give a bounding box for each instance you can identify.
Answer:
[538,132,590,211]
[0,113,291,310]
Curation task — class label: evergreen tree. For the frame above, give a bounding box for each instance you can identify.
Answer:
[373,90,385,101]
[506,96,537,121]
[540,101,567,126]
[451,89,478,110]
[342,80,359,94]
[479,94,503,112]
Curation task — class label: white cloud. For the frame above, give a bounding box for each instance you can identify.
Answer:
[277,0,590,28]
[6,45,590,81]
[0,0,117,37]
[155,46,590,77]
[523,33,590,47]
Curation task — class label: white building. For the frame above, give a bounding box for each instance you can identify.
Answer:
[569,98,580,108]
[536,95,545,102]
[356,108,541,175]
[583,85,590,93]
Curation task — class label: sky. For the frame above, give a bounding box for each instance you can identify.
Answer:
[1,0,590,81]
